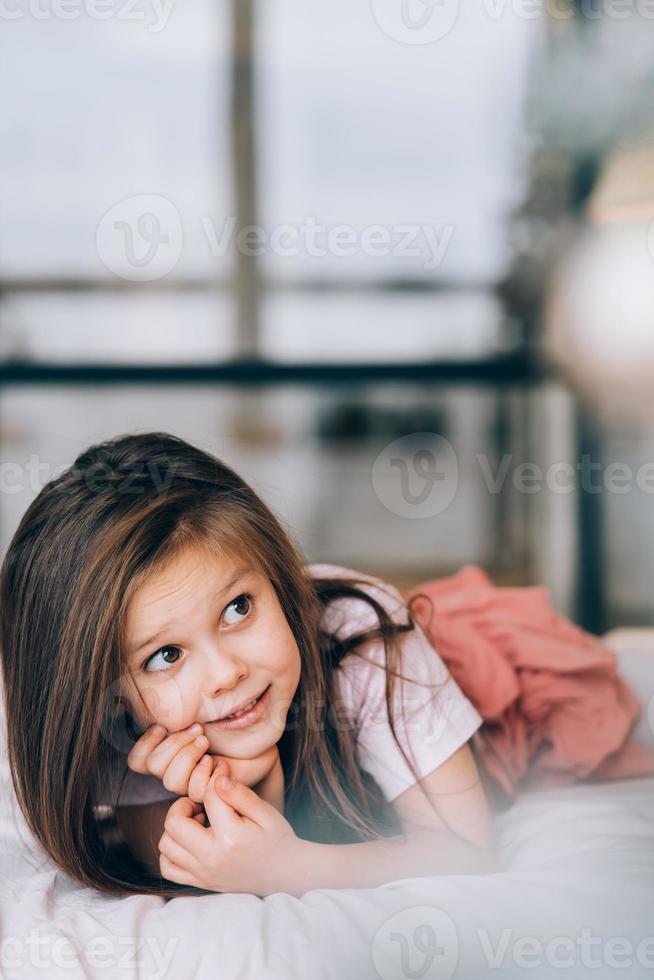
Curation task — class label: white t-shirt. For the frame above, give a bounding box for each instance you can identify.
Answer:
[91,563,483,812]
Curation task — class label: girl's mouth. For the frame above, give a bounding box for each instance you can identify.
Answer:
[207,684,272,731]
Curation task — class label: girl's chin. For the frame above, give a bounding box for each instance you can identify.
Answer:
[206,730,272,754]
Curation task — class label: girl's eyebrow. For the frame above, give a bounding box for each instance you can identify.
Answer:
[128,564,253,660]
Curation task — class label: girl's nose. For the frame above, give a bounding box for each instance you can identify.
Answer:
[203,647,249,696]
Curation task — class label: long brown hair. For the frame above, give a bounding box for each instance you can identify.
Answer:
[0,431,455,897]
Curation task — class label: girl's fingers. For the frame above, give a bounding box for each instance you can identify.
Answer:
[164,796,210,852]
[211,772,274,829]
[167,795,204,821]
[202,769,242,834]
[159,853,195,887]
[188,756,231,804]
[160,736,210,794]
[146,727,206,777]
[125,725,168,774]
[158,829,196,870]
[187,754,213,803]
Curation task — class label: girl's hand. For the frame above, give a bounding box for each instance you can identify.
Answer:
[126,723,222,803]
[127,725,282,805]
[158,769,300,896]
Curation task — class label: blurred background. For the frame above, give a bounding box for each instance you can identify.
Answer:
[1,0,654,633]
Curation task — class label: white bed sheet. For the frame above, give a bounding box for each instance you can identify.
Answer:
[1,648,653,980]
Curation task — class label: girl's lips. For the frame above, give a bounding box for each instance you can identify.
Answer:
[207,684,271,731]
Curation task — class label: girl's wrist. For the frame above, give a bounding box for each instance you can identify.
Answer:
[273,835,317,898]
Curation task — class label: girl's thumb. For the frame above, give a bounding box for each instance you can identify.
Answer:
[214,774,270,825]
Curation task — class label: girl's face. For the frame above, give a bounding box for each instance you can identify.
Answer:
[122,543,302,759]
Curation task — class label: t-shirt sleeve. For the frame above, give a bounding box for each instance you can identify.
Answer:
[315,564,484,802]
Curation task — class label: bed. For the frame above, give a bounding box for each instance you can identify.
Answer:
[1,633,652,980]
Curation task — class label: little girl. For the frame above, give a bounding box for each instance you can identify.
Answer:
[0,431,496,898]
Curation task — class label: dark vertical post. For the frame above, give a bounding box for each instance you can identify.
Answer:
[490,389,514,573]
[574,402,605,634]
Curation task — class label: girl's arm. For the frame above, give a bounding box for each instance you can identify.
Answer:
[288,826,493,895]
[390,743,496,850]
[280,743,497,896]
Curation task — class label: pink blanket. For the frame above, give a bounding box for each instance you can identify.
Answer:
[404,565,654,801]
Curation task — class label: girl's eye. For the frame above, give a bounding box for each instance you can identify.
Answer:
[141,594,254,673]
[143,646,183,673]
[223,593,254,626]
